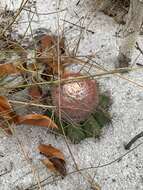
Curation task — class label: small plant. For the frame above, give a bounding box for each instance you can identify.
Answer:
[50,73,112,143]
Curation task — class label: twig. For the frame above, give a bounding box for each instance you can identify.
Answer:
[0,0,29,37]
[0,152,4,157]
[136,63,143,66]
[23,8,67,15]
[0,162,13,177]
[76,0,80,6]
[61,19,95,34]
[135,42,143,55]
[124,131,143,150]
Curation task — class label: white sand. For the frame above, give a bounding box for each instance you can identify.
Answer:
[0,0,143,190]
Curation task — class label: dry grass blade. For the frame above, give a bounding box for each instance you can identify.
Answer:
[17,138,42,190]
[9,99,55,109]
[1,67,139,90]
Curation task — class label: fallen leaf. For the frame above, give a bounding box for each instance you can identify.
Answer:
[0,96,14,118]
[38,144,66,176]
[38,35,55,52]
[36,34,65,75]
[0,96,16,134]
[41,159,56,172]
[0,63,21,77]
[16,114,58,129]
[38,144,64,161]
[0,96,11,116]
[28,86,43,99]
[49,157,66,176]
[37,35,65,54]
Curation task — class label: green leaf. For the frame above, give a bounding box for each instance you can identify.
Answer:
[66,125,86,144]
[99,93,111,110]
[82,116,101,138]
[93,108,111,127]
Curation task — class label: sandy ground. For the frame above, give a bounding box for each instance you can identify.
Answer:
[0,0,143,190]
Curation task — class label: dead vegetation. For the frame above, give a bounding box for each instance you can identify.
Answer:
[0,0,143,189]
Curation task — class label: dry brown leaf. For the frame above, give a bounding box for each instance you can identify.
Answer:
[41,158,67,176]
[38,144,65,161]
[37,35,65,54]
[41,159,56,172]
[49,157,66,176]
[28,86,43,99]
[0,96,15,114]
[0,63,21,77]
[0,96,17,120]
[16,114,58,129]
[38,35,55,51]
[0,96,16,134]
[38,144,66,176]
[36,34,65,75]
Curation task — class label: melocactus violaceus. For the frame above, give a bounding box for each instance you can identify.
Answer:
[51,73,99,123]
